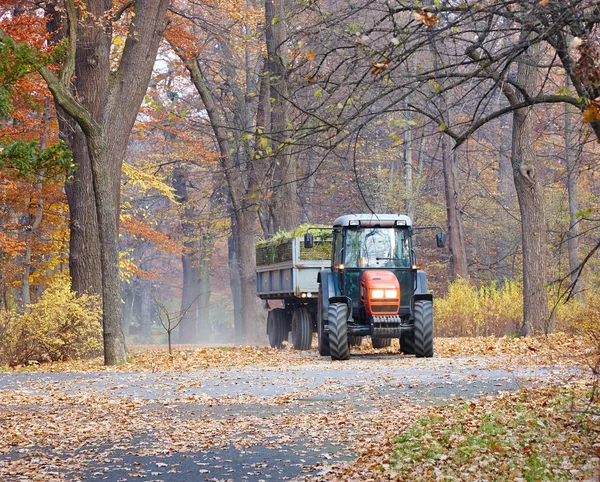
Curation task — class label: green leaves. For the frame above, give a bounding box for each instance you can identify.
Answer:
[0,140,73,179]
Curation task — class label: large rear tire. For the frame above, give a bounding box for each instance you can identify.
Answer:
[292,307,313,350]
[317,287,330,356]
[328,303,350,360]
[268,308,288,349]
[372,338,392,349]
[414,300,434,358]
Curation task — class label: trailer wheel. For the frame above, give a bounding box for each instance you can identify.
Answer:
[372,338,392,349]
[267,308,288,349]
[400,331,415,355]
[348,336,364,347]
[328,303,350,360]
[317,287,330,356]
[414,300,434,358]
[292,307,313,350]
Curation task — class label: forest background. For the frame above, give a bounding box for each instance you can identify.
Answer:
[1,0,600,367]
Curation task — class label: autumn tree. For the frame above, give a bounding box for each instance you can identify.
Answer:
[0,1,171,363]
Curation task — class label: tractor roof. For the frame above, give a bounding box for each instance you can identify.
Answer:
[332,214,413,227]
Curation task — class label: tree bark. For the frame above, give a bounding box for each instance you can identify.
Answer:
[565,76,582,297]
[441,134,468,279]
[41,0,170,364]
[264,0,298,233]
[510,41,549,336]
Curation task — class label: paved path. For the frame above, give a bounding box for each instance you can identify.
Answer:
[0,353,562,481]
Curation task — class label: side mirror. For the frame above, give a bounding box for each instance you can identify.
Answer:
[304,233,314,248]
[436,232,446,248]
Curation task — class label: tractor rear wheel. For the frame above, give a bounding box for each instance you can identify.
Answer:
[414,300,434,358]
[268,308,288,349]
[328,303,350,360]
[292,307,312,350]
[317,287,330,356]
[372,338,391,348]
[348,336,364,346]
[400,331,415,354]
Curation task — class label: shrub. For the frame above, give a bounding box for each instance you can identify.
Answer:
[435,278,523,337]
[0,276,102,366]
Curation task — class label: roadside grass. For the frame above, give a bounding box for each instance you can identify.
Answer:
[390,387,599,481]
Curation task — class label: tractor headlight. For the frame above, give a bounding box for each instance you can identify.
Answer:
[384,289,398,299]
[371,289,384,299]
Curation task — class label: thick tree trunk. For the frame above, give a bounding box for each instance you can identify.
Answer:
[264,0,298,233]
[442,135,468,279]
[62,120,102,295]
[236,206,264,343]
[511,43,549,336]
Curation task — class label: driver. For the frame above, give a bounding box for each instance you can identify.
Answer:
[361,229,391,267]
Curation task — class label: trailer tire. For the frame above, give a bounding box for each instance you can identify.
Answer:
[400,331,415,355]
[292,307,312,350]
[414,300,434,358]
[328,303,350,360]
[317,287,330,356]
[267,308,288,349]
[348,336,364,346]
[372,338,392,348]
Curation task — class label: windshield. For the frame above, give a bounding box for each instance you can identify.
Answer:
[344,227,411,268]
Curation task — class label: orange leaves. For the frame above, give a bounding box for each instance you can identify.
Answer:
[582,99,600,123]
[414,9,439,29]
[121,215,184,256]
[370,59,390,76]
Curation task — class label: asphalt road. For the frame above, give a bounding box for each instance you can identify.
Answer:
[0,353,561,481]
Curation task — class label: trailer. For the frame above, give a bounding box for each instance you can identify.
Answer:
[256,234,332,349]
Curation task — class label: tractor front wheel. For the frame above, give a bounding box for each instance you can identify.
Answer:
[413,300,433,358]
[268,308,289,349]
[348,336,364,347]
[328,303,350,360]
[292,307,312,350]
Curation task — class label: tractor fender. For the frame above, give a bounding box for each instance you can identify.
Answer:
[318,270,340,325]
[414,270,428,295]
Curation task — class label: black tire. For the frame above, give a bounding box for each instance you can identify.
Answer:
[414,300,434,358]
[400,331,415,354]
[372,338,392,349]
[328,303,350,360]
[292,307,313,350]
[267,308,288,349]
[317,286,330,356]
[348,335,364,347]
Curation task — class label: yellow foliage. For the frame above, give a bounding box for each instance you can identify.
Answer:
[435,278,523,337]
[0,276,102,366]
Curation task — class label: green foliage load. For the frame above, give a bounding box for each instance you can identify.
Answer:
[256,224,332,265]
[0,276,103,367]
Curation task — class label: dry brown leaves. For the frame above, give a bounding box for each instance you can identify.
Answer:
[3,333,596,374]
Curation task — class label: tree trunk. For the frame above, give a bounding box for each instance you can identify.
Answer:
[42,0,170,364]
[264,0,298,233]
[565,76,581,297]
[236,205,264,343]
[173,166,200,343]
[442,135,468,279]
[511,42,549,336]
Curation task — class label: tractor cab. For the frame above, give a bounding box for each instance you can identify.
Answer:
[330,214,415,318]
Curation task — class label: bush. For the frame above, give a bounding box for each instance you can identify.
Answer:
[0,276,102,366]
[434,278,523,337]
